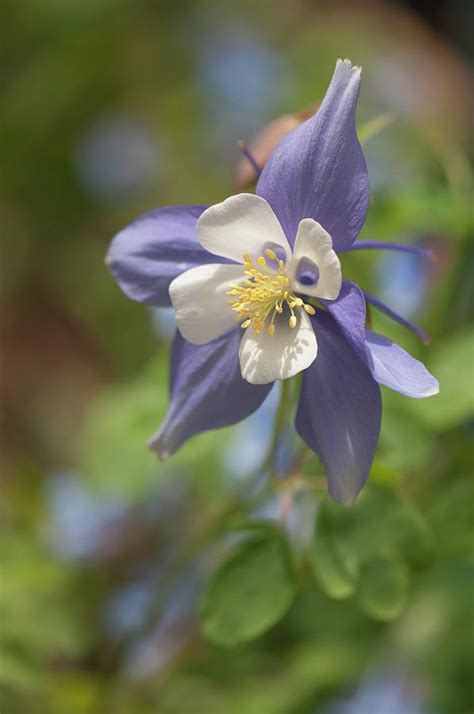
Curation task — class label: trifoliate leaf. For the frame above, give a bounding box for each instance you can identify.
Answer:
[201,533,296,647]
[311,487,433,621]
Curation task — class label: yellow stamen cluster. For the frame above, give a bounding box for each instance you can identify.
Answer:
[227,249,316,336]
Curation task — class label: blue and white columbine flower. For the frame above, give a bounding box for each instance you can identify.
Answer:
[108,60,439,504]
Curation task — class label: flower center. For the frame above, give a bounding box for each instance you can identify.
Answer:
[227,249,316,336]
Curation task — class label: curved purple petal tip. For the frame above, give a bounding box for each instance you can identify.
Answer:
[257,59,369,251]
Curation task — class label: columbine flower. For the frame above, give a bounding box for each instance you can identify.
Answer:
[168,195,342,384]
[107,59,439,504]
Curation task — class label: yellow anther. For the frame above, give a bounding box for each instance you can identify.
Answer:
[304,304,316,315]
[227,253,315,337]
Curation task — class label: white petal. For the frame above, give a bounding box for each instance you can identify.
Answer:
[196,193,292,264]
[239,311,318,384]
[289,219,342,300]
[169,264,243,344]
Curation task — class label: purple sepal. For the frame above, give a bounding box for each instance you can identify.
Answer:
[365,331,439,398]
[107,204,230,307]
[256,60,369,251]
[324,281,438,399]
[150,329,273,458]
[295,311,381,505]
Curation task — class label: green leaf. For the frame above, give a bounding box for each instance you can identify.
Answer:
[311,500,359,599]
[201,533,296,647]
[357,556,409,621]
[310,487,433,621]
[353,487,435,569]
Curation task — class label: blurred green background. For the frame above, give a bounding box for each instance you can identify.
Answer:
[1,1,473,712]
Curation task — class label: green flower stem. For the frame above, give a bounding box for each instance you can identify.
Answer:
[261,376,293,476]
